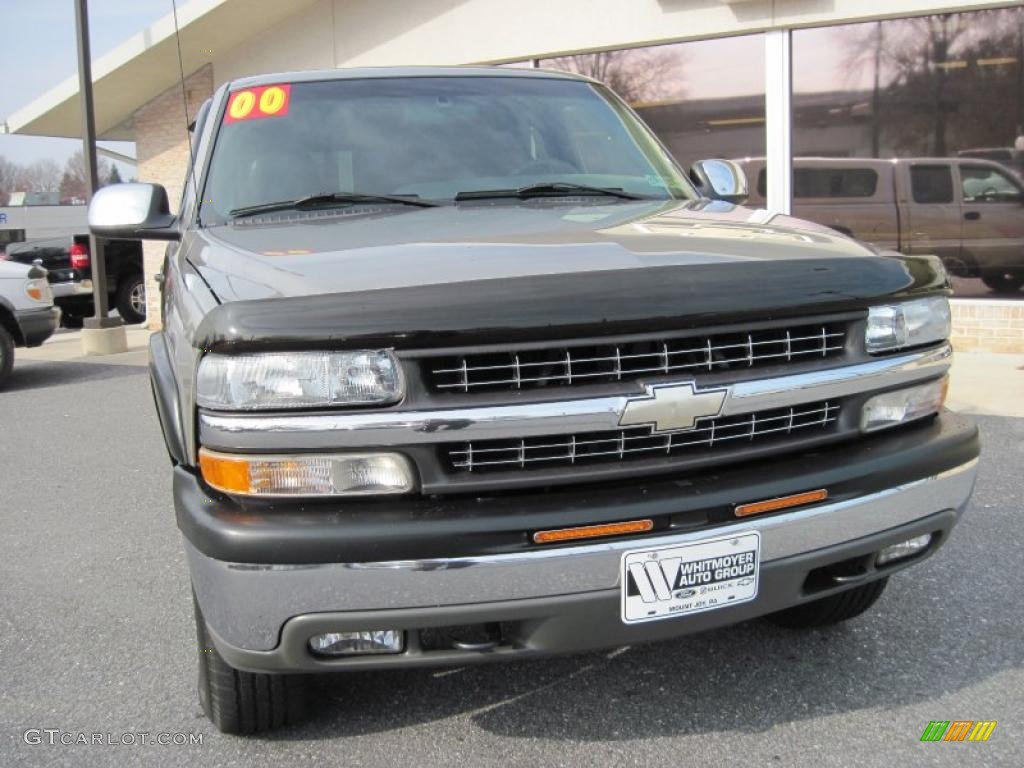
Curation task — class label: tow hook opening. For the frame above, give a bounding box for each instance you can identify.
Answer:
[803,554,874,594]
[802,530,941,595]
[418,623,504,653]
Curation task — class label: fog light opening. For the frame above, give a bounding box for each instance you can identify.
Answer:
[876,533,933,566]
[308,630,404,657]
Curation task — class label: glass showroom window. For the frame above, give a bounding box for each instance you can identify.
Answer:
[539,35,766,175]
[784,7,1024,299]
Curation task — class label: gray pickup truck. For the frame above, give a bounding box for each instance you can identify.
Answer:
[88,67,979,734]
[738,156,1024,292]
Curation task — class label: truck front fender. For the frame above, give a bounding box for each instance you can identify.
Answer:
[149,330,186,465]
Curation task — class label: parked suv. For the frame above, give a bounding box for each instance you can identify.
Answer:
[89,68,979,734]
[0,260,60,388]
[737,156,1024,292]
[4,235,146,325]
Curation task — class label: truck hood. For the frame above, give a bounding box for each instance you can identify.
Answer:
[188,199,946,351]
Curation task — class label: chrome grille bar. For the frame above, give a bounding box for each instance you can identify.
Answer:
[197,345,952,453]
[430,325,846,392]
[449,402,841,471]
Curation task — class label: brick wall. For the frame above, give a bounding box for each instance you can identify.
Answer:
[951,299,1024,354]
[133,65,214,329]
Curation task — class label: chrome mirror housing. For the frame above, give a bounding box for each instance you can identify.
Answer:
[689,159,749,205]
[88,183,179,241]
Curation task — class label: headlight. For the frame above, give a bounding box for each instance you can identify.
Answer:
[196,350,403,410]
[198,449,416,497]
[866,297,950,354]
[24,278,52,303]
[860,378,948,432]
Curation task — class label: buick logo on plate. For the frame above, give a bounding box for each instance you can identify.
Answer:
[619,381,729,434]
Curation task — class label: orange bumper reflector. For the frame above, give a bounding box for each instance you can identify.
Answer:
[533,519,654,545]
[735,489,828,518]
[199,449,252,494]
[26,286,44,300]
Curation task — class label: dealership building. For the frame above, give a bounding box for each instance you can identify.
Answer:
[3,0,1022,337]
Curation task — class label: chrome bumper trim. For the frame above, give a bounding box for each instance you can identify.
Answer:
[187,457,976,650]
[50,279,93,298]
[198,345,951,451]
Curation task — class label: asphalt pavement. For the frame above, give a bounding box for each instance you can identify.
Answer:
[1,353,1022,767]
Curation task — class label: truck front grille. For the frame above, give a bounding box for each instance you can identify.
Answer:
[428,323,846,393]
[448,400,840,472]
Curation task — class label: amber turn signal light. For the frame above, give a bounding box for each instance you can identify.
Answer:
[735,489,828,518]
[533,519,654,544]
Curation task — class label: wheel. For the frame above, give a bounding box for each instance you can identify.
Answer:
[0,324,14,390]
[115,274,147,324]
[981,269,1024,293]
[766,578,888,629]
[61,312,85,329]
[940,254,976,279]
[194,597,306,734]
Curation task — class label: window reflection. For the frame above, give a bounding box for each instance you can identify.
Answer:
[539,35,766,173]
[790,8,1024,298]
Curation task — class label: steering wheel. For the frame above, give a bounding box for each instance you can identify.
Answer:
[512,158,579,176]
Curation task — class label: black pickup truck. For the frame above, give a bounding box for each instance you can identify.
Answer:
[88,67,979,735]
[3,235,145,326]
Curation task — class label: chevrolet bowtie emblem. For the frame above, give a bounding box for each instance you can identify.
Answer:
[619,382,729,434]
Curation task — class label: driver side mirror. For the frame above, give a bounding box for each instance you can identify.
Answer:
[689,159,749,205]
[88,183,180,241]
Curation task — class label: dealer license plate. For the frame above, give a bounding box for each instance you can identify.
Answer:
[620,531,760,624]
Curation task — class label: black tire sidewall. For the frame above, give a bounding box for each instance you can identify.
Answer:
[981,270,1024,293]
[0,325,14,389]
[116,275,147,324]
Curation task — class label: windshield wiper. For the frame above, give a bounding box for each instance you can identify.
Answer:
[229,191,438,218]
[455,182,646,202]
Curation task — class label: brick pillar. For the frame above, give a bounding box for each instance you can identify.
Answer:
[133,65,214,329]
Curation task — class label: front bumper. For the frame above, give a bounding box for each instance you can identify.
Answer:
[50,278,93,299]
[184,412,979,670]
[203,506,965,673]
[15,306,61,347]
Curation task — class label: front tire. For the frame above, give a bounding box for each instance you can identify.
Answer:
[981,269,1024,294]
[0,324,14,390]
[194,598,306,734]
[115,274,147,324]
[766,578,888,629]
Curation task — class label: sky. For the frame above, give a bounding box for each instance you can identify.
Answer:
[0,0,172,176]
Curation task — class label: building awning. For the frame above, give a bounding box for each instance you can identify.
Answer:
[3,0,318,140]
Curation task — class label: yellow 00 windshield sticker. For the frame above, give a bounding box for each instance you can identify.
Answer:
[224,85,291,124]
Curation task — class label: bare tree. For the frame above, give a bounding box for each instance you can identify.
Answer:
[58,149,112,202]
[14,159,62,196]
[0,155,19,205]
[838,9,1021,156]
[544,46,686,105]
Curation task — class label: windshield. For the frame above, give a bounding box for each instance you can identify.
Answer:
[201,75,694,221]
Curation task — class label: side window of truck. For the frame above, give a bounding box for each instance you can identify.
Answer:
[960,165,1022,203]
[909,165,954,204]
[794,168,877,198]
[756,168,878,198]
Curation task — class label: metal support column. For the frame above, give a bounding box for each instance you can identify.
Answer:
[765,29,793,216]
[74,0,121,330]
